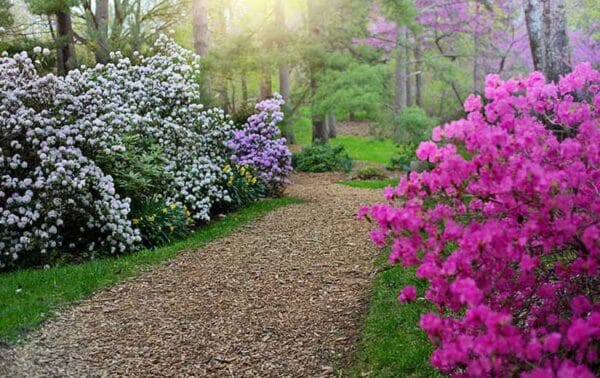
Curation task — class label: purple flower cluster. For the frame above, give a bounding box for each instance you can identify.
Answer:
[227,94,292,193]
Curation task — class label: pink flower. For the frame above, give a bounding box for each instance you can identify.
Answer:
[398,285,418,302]
[464,94,482,112]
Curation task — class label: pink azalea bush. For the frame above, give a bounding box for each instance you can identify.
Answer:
[361,63,600,377]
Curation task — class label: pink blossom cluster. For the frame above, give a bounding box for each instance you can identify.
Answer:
[361,63,600,377]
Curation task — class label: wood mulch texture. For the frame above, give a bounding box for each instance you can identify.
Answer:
[0,173,382,377]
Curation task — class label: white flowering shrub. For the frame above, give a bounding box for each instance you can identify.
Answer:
[61,35,234,221]
[0,36,235,269]
[0,52,139,268]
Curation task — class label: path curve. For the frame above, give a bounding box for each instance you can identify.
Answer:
[1,173,381,377]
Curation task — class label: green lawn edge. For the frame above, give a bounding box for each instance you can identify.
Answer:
[337,179,400,189]
[348,253,439,377]
[0,197,303,345]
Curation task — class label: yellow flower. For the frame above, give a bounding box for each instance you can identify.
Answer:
[168,224,174,232]
[252,177,257,184]
[162,208,168,214]
[223,164,231,173]
[132,219,140,225]
[240,167,246,175]
[170,203,176,210]
[147,215,156,222]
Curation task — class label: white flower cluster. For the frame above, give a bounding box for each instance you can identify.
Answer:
[0,36,234,268]
[0,52,140,268]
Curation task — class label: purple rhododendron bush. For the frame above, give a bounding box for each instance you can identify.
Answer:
[228,94,292,194]
[0,36,292,269]
[361,63,600,377]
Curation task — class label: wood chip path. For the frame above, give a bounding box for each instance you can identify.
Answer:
[0,173,382,377]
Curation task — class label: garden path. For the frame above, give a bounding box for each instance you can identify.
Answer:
[1,173,381,377]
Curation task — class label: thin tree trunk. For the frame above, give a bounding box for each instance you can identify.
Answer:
[275,0,291,105]
[393,28,407,115]
[95,0,109,64]
[414,40,423,107]
[308,0,327,143]
[473,2,480,92]
[259,68,272,100]
[405,29,412,107]
[56,10,77,76]
[327,111,337,139]
[131,0,141,52]
[241,73,248,106]
[192,0,209,56]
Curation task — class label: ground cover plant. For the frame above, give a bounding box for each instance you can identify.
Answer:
[338,179,400,190]
[361,64,600,377]
[292,144,353,173]
[0,197,302,344]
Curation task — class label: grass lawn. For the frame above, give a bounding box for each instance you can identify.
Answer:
[330,136,398,165]
[290,112,398,165]
[350,253,438,377]
[0,197,302,345]
[338,178,400,189]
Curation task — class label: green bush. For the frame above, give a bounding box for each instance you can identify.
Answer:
[386,143,417,171]
[220,164,267,211]
[131,197,194,249]
[355,166,388,180]
[393,107,437,144]
[292,144,353,173]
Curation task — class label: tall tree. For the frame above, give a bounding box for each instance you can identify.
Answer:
[0,0,14,28]
[307,0,328,143]
[524,0,571,82]
[27,0,78,74]
[82,0,109,63]
[192,0,209,55]
[275,0,291,106]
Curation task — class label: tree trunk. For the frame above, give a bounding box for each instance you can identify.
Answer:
[473,2,480,93]
[393,28,407,114]
[241,73,248,106]
[259,68,272,100]
[192,0,209,56]
[327,111,337,139]
[308,0,328,144]
[542,0,571,82]
[414,40,423,107]
[56,10,77,76]
[275,0,291,106]
[405,29,412,107]
[95,0,109,64]
[524,0,571,82]
[131,0,142,52]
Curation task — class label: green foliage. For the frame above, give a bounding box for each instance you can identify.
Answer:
[386,142,417,171]
[0,197,303,344]
[25,0,77,14]
[393,107,437,144]
[292,143,353,173]
[94,135,171,206]
[220,164,267,211]
[0,0,13,27]
[355,166,388,180]
[313,63,386,119]
[131,197,194,249]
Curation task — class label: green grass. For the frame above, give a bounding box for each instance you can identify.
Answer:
[338,179,400,189]
[331,136,398,165]
[350,254,438,377]
[290,113,397,165]
[0,197,303,345]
